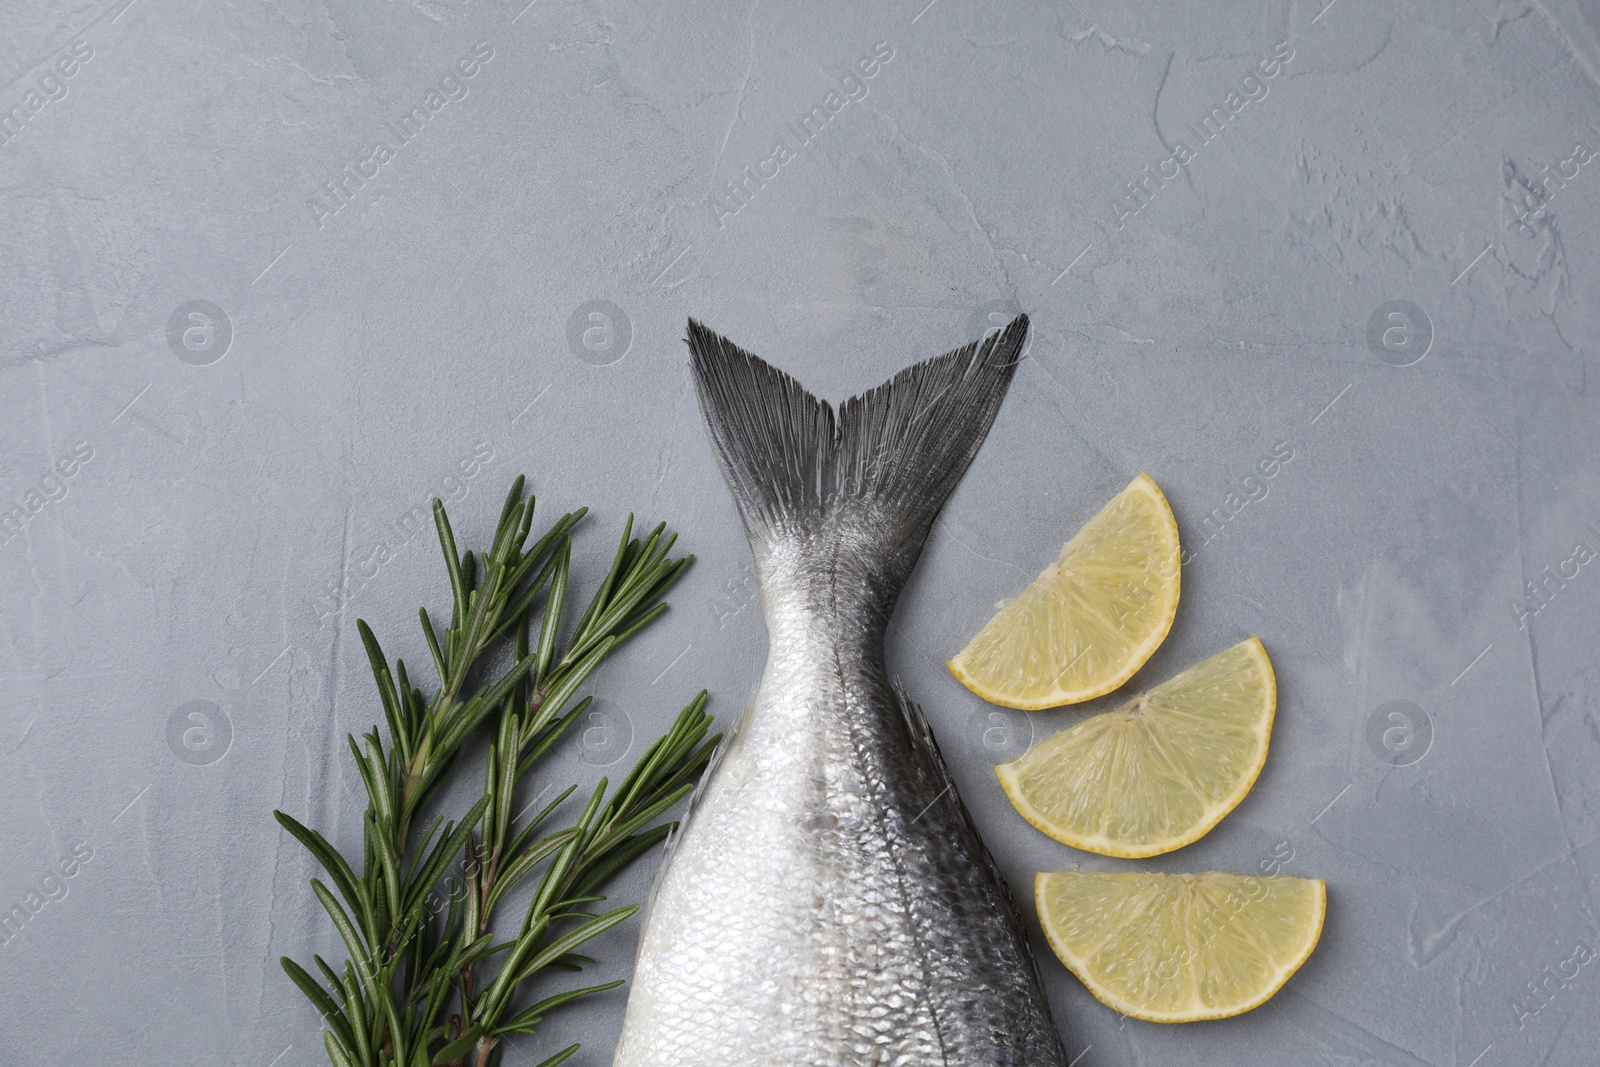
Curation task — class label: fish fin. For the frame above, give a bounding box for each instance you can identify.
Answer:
[889,681,1012,892]
[684,318,836,537]
[633,721,734,939]
[890,682,1069,1060]
[686,315,1026,582]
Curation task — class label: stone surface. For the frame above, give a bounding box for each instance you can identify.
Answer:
[2,1,1599,1064]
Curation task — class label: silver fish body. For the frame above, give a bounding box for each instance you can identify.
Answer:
[612,317,1067,1067]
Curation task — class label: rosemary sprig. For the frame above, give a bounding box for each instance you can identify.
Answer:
[276,476,721,1067]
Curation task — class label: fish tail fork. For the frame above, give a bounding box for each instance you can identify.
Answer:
[685,314,1028,597]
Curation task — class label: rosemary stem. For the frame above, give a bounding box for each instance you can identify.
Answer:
[276,475,715,1067]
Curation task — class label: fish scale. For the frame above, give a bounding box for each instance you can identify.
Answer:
[612,316,1067,1067]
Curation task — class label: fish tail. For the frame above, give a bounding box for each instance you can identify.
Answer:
[685,314,1027,589]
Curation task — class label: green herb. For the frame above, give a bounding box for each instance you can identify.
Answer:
[275,475,721,1067]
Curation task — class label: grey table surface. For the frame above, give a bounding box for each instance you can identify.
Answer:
[3,0,1599,1064]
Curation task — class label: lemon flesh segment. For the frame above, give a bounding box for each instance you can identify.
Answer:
[1035,870,1325,1023]
[947,472,1180,709]
[996,638,1275,858]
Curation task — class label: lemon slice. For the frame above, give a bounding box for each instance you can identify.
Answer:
[1035,870,1325,1022]
[996,639,1275,857]
[948,473,1180,709]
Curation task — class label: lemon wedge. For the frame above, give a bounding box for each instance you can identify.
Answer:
[948,473,1180,709]
[1035,870,1325,1022]
[996,638,1274,857]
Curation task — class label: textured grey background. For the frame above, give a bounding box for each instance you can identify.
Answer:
[3,0,1599,1064]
